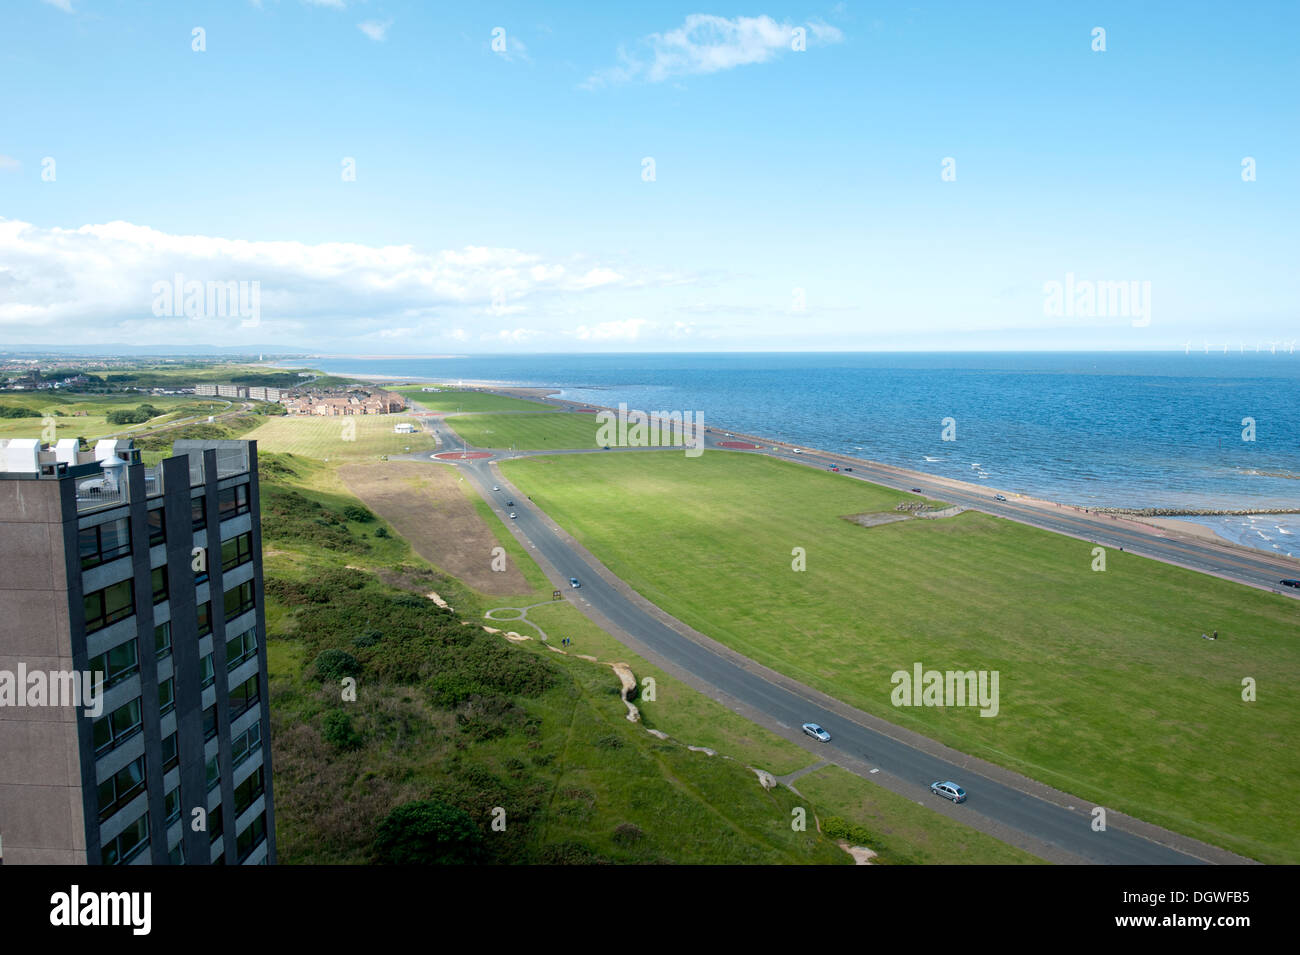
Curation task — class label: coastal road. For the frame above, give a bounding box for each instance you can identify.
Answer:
[450,450,1217,865]
[409,400,1277,862]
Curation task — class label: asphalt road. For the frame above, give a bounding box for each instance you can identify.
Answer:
[415,405,1289,863]
[452,453,1209,864]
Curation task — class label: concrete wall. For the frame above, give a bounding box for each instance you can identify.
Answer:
[0,477,87,864]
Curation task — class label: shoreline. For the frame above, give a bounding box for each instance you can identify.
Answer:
[353,374,1300,563]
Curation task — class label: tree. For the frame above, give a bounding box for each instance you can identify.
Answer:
[374,800,484,865]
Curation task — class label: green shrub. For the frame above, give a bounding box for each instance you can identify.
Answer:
[373,800,484,865]
[343,504,374,523]
[313,649,361,680]
[0,405,41,418]
[321,710,364,751]
[374,526,389,538]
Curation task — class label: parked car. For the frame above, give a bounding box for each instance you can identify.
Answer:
[801,722,831,742]
[492,485,500,491]
[792,448,802,454]
[994,494,1007,502]
[910,487,922,493]
[1281,579,1300,588]
[930,781,967,803]
[506,500,514,506]
[603,445,610,450]
[843,467,853,472]
[830,466,839,472]
[509,512,517,520]
[569,577,581,588]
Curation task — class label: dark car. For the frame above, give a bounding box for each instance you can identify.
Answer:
[910,487,921,493]
[1282,579,1300,588]
[506,500,514,507]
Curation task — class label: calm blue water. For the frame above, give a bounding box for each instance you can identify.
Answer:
[283,353,1300,544]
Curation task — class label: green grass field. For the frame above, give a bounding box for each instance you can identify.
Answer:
[395,388,552,414]
[244,414,434,460]
[0,393,229,441]
[501,450,1300,863]
[447,411,602,449]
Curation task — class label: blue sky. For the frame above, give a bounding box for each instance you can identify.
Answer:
[1,0,1296,352]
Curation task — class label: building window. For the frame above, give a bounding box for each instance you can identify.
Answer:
[209,804,223,845]
[83,579,134,634]
[79,517,132,570]
[151,565,169,605]
[229,674,260,720]
[206,754,221,792]
[158,677,175,715]
[161,732,179,773]
[233,766,264,817]
[220,532,253,572]
[101,812,149,865]
[87,637,139,690]
[225,628,258,672]
[155,621,171,659]
[92,697,142,754]
[197,600,212,637]
[231,722,262,769]
[96,755,146,822]
[202,703,218,740]
[223,580,255,621]
[147,506,166,546]
[168,842,185,865]
[191,495,206,530]
[218,483,250,520]
[164,786,181,824]
[235,810,267,863]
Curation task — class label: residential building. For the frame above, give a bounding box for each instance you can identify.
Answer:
[0,437,275,864]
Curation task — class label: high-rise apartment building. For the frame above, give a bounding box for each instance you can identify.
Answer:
[0,437,275,864]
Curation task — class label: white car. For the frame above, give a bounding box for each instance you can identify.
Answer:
[492,485,500,491]
[792,448,802,454]
[509,512,517,520]
[801,722,831,742]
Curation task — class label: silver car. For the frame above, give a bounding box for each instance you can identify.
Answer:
[931,781,967,803]
[801,722,831,742]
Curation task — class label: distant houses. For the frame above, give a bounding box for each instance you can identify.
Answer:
[193,382,406,416]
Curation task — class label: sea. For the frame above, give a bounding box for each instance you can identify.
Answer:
[279,352,1300,556]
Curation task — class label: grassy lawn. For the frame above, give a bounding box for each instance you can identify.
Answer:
[244,413,434,460]
[501,450,1300,863]
[797,765,1046,865]
[396,388,552,414]
[447,412,603,450]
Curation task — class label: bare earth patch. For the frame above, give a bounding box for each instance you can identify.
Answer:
[841,512,912,528]
[338,461,529,594]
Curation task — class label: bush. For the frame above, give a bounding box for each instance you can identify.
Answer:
[594,734,625,750]
[612,822,643,846]
[0,405,41,418]
[373,800,484,865]
[313,649,361,680]
[343,504,374,523]
[321,710,364,751]
[374,526,389,538]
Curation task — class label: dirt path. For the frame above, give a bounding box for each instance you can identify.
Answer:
[338,460,529,594]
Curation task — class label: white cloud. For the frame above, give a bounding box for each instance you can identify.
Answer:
[302,0,346,8]
[358,19,392,42]
[570,318,651,342]
[41,0,74,12]
[0,155,21,172]
[0,218,650,345]
[584,14,843,87]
